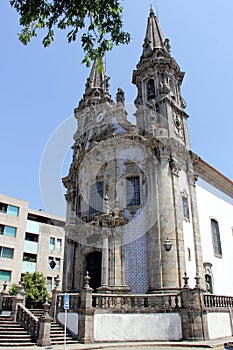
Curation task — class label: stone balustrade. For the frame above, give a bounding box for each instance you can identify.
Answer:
[92,292,181,311]
[17,303,39,341]
[2,295,14,311]
[56,293,81,311]
[204,294,233,309]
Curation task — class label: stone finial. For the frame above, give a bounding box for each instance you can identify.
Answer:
[183,272,189,288]
[194,273,201,289]
[2,281,8,294]
[84,271,91,289]
[114,198,120,218]
[104,193,111,214]
[55,275,61,290]
[43,297,50,318]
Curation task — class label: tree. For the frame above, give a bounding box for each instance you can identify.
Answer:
[23,272,49,308]
[8,283,18,296]
[9,0,130,66]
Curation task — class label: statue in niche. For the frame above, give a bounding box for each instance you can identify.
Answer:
[116,87,125,104]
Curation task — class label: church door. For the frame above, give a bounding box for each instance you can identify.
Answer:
[86,251,102,291]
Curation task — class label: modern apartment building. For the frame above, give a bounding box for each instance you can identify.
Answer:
[0,193,65,292]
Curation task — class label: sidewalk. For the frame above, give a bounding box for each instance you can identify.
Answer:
[2,337,233,350]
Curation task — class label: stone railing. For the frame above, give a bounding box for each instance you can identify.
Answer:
[1,295,14,311]
[92,292,181,311]
[204,294,233,309]
[16,303,39,341]
[56,293,81,311]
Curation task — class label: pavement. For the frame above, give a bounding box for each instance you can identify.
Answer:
[2,337,233,350]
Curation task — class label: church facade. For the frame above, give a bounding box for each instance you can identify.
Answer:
[61,10,233,341]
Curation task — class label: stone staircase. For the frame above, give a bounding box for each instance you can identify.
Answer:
[0,312,78,347]
[30,309,77,346]
[0,315,35,347]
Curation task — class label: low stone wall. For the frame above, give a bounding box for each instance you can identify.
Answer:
[94,312,182,341]
[207,312,232,339]
[58,312,79,336]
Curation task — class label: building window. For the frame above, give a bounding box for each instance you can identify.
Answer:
[0,203,19,216]
[0,270,11,281]
[50,237,55,251]
[211,219,222,257]
[126,176,141,206]
[0,225,17,237]
[56,239,62,253]
[0,247,14,259]
[46,277,52,292]
[25,232,38,242]
[89,181,104,215]
[182,196,190,220]
[147,79,155,100]
[55,258,61,271]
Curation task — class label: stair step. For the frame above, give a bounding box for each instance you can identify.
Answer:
[0,338,32,342]
[0,343,35,347]
[0,330,30,335]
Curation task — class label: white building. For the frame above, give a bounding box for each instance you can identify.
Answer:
[0,193,65,291]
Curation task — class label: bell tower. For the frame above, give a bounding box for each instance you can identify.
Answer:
[132,8,189,147]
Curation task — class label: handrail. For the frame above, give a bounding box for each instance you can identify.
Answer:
[16,303,39,341]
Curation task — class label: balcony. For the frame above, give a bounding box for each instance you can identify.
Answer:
[22,261,36,273]
[24,241,38,254]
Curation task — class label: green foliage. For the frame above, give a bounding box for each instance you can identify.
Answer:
[23,272,49,306]
[9,0,130,66]
[9,283,18,296]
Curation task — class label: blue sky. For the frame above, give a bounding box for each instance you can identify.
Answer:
[1,0,232,216]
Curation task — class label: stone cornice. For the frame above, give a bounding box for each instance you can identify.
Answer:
[192,154,233,198]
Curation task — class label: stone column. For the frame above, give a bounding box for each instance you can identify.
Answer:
[100,233,109,289]
[180,273,209,340]
[12,282,26,321]
[108,227,130,293]
[145,157,163,292]
[78,272,94,344]
[37,298,52,347]
[63,238,75,291]
[170,157,186,288]
[157,151,179,290]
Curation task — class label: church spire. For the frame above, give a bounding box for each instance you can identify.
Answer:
[78,58,113,110]
[142,6,171,58]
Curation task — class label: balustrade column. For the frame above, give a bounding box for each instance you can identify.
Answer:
[101,234,109,288]
[37,298,52,347]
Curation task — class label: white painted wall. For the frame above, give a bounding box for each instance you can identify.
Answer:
[94,313,182,341]
[207,312,232,339]
[58,312,79,336]
[196,179,233,296]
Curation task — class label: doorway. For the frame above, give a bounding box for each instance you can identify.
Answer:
[86,251,102,291]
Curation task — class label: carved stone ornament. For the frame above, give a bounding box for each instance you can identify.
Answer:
[173,114,183,138]
[169,157,180,176]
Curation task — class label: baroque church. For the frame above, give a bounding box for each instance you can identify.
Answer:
[62,8,233,300]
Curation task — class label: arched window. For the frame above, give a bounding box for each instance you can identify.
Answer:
[147,79,155,100]
[211,219,222,257]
